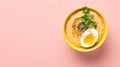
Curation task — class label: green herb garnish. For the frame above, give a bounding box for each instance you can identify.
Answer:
[91,21,97,29]
[80,6,97,29]
[83,6,89,14]
[89,14,94,19]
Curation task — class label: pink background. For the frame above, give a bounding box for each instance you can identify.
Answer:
[0,0,120,67]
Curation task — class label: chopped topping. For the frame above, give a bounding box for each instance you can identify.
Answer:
[79,6,97,29]
[77,22,87,32]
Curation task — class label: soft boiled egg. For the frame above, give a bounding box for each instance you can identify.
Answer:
[80,29,98,48]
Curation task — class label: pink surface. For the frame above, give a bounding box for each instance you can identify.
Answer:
[0,0,120,67]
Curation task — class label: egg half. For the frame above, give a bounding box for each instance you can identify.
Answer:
[80,29,98,48]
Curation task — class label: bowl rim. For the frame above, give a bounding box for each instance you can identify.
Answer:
[63,6,108,52]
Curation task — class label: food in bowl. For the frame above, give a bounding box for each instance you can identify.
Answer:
[63,6,107,52]
[80,29,98,48]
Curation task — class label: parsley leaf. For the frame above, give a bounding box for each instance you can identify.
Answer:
[85,24,89,29]
[79,6,97,29]
[84,19,90,25]
[81,15,88,20]
[89,14,94,19]
[82,6,89,14]
[91,21,97,29]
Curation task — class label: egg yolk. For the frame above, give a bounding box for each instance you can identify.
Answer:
[84,34,95,45]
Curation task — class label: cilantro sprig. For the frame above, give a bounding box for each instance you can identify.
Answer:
[80,6,97,29]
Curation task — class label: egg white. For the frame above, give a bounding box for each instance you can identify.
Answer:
[80,29,98,48]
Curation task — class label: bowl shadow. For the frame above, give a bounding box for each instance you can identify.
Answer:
[70,36,109,62]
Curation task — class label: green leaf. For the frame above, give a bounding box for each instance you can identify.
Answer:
[81,15,88,20]
[85,24,89,29]
[81,6,96,29]
[91,21,97,28]
[80,23,85,28]
[82,18,86,23]
[89,14,94,19]
[82,6,89,14]
[84,19,90,25]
